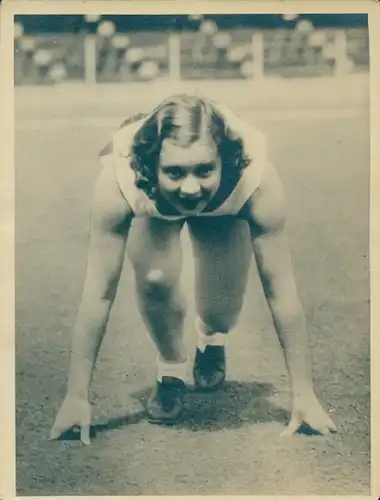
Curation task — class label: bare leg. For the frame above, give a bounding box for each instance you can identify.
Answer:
[187,216,253,390]
[128,217,188,423]
[187,216,253,334]
[128,217,186,363]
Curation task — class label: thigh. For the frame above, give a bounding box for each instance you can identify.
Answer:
[187,216,253,318]
[127,216,185,285]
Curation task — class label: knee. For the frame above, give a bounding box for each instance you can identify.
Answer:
[139,269,176,301]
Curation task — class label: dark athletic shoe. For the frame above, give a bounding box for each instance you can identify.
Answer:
[193,345,226,392]
[147,376,186,425]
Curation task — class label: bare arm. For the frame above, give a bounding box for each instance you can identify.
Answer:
[67,165,133,399]
[245,163,313,395]
[244,162,336,435]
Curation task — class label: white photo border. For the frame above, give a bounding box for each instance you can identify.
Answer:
[1,1,379,499]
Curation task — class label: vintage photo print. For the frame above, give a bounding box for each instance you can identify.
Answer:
[1,0,379,498]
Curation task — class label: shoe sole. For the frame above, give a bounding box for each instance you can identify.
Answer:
[147,414,183,426]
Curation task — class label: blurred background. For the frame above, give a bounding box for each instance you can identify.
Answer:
[14,14,369,86]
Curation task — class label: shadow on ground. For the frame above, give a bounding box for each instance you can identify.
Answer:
[180,381,289,431]
[59,380,290,442]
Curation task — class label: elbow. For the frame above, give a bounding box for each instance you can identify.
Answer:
[83,279,119,304]
[101,280,119,302]
[262,281,303,320]
[266,294,305,325]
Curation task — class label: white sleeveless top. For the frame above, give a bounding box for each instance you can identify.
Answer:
[99,103,267,220]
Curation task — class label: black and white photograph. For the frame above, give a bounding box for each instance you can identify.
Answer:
[0,1,378,497]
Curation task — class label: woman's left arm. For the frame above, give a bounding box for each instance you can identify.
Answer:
[244,162,337,436]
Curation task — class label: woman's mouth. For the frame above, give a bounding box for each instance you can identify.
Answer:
[178,197,202,211]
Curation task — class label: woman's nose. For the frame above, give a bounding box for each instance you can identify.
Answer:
[180,176,201,197]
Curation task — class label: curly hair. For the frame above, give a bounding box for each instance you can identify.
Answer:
[123,94,252,200]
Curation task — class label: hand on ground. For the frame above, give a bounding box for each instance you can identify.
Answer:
[281,390,337,437]
[50,395,92,445]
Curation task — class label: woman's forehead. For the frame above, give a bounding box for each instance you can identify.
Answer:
[159,137,218,167]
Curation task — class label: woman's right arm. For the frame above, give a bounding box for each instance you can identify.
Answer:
[50,165,133,442]
[67,164,133,398]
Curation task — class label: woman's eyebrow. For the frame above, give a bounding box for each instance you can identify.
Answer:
[160,162,216,170]
[159,165,188,172]
[196,163,216,168]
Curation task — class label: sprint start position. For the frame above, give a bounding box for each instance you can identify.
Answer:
[51,94,336,443]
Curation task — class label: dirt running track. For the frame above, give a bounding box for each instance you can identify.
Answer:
[15,82,370,495]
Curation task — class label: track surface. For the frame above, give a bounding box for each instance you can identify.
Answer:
[15,80,370,495]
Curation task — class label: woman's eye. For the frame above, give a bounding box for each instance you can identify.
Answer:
[197,165,215,178]
[165,168,184,180]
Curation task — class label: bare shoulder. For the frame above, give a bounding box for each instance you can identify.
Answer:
[91,163,133,232]
[242,162,286,236]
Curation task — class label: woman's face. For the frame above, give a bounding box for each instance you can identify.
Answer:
[157,136,222,215]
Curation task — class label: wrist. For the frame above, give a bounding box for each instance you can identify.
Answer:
[66,350,94,399]
[66,380,91,400]
[66,376,91,400]
[291,381,315,399]
[290,369,314,396]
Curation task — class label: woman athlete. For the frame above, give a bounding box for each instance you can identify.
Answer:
[50,94,336,443]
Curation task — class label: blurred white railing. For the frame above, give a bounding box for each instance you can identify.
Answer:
[14,27,369,86]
